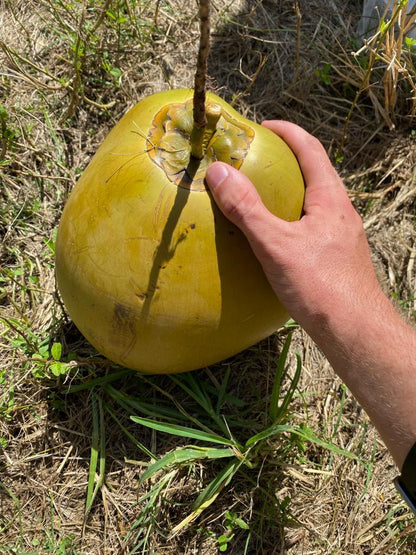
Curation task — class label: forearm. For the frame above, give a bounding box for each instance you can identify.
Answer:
[311,290,416,469]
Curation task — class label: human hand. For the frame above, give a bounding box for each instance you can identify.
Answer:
[205,121,385,343]
[207,121,416,471]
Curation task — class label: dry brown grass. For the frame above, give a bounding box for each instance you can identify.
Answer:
[1,0,416,553]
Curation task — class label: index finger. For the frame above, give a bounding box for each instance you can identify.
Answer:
[262,120,344,188]
[262,120,348,211]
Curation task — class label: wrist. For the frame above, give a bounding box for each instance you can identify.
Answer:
[298,276,390,357]
[313,287,397,371]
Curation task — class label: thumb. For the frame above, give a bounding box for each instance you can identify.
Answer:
[205,162,276,240]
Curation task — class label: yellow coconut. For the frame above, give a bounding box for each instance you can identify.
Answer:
[55,89,304,374]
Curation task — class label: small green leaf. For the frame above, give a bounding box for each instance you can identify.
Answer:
[35,345,49,359]
[379,18,388,34]
[234,517,249,529]
[218,535,230,551]
[50,362,68,377]
[51,342,62,361]
[109,66,122,79]
[314,62,332,85]
[405,36,416,50]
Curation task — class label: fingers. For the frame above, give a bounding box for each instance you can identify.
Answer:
[205,162,282,241]
[262,120,335,180]
[262,120,347,211]
[263,120,344,188]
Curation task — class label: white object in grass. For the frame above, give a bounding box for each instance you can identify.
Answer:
[358,0,416,38]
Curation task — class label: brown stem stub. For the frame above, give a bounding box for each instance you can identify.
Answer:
[193,0,210,129]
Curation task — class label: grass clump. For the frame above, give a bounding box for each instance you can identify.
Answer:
[56,332,361,553]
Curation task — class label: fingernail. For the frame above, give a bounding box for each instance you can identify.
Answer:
[206,163,229,190]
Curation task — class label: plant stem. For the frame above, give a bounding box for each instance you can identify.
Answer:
[191,0,211,158]
[190,103,221,160]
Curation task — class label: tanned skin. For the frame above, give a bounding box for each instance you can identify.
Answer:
[206,121,416,470]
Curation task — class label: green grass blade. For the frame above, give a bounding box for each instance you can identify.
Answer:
[244,424,292,448]
[98,395,105,477]
[140,446,234,483]
[65,368,136,393]
[273,350,302,425]
[290,425,360,461]
[215,365,231,414]
[0,481,21,535]
[105,384,184,421]
[85,392,106,517]
[169,458,242,538]
[85,389,99,516]
[104,402,155,459]
[125,470,177,553]
[169,373,228,434]
[269,332,292,423]
[171,373,211,408]
[193,458,242,511]
[137,375,223,434]
[130,416,236,447]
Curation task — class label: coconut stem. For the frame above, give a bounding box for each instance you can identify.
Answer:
[190,103,221,159]
[191,0,211,159]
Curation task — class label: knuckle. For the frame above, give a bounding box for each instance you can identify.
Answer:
[303,133,325,155]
